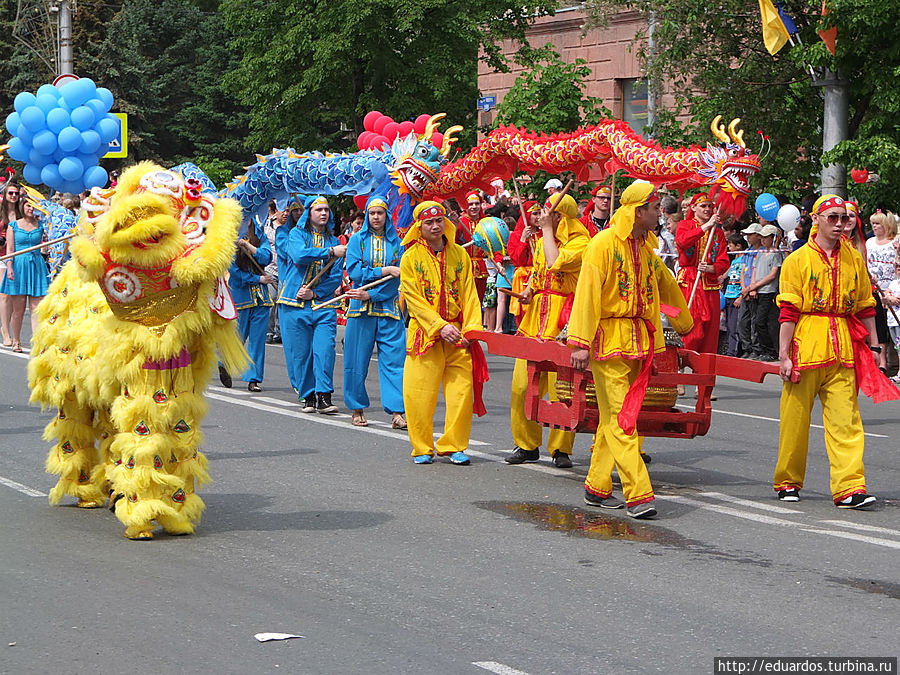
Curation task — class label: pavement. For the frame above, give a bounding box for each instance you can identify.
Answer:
[1,328,898,674]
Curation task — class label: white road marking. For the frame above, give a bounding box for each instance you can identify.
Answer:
[661,494,900,550]
[253,396,300,407]
[698,491,803,514]
[818,519,900,538]
[0,475,47,497]
[675,403,889,439]
[463,449,575,475]
[0,349,29,361]
[209,385,250,396]
[206,392,492,447]
[473,662,532,675]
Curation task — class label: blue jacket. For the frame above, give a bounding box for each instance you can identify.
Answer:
[345,196,403,320]
[277,196,343,309]
[228,221,273,309]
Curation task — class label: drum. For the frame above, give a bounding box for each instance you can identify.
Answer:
[473,217,510,258]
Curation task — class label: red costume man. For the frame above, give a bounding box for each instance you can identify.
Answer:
[676,192,729,353]
[455,190,489,300]
[579,185,612,237]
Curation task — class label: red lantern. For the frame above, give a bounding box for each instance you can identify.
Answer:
[850,167,869,184]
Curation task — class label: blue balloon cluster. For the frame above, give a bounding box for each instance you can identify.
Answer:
[4,79,116,193]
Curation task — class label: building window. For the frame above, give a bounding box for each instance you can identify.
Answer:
[619,78,649,134]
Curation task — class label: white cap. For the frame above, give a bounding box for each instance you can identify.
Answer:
[759,224,780,237]
[543,178,563,190]
[741,223,763,235]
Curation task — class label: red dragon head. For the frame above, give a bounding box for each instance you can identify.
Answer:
[697,116,761,218]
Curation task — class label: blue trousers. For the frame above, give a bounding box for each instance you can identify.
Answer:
[279,303,336,398]
[343,314,405,413]
[238,304,271,382]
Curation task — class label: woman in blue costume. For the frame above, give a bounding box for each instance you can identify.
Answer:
[1,200,49,352]
[343,196,406,428]
[276,195,345,414]
[228,218,274,391]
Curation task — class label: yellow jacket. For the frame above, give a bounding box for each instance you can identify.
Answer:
[400,229,482,356]
[517,204,590,339]
[567,226,692,360]
[775,239,875,369]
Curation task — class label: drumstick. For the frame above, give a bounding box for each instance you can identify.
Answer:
[0,233,76,262]
[498,287,527,301]
[312,274,392,310]
[687,212,722,309]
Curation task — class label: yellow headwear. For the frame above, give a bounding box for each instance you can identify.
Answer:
[547,193,589,243]
[810,193,845,237]
[402,200,457,246]
[610,180,659,243]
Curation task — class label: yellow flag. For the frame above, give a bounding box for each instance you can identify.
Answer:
[759,0,790,55]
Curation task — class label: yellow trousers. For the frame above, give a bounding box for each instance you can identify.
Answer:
[775,363,867,502]
[403,342,473,457]
[510,358,575,456]
[585,358,655,506]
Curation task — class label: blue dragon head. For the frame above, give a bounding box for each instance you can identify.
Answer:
[385,113,461,201]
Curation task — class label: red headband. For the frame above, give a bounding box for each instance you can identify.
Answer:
[688,192,711,208]
[465,191,482,204]
[592,185,612,198]
[418,204,445,220]
[815,196,845,214]
[844,200,858,215]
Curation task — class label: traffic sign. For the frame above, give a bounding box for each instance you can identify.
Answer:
[103,112,128,159]
[477,95,496,112]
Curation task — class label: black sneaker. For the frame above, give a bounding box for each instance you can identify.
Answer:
[248,381,262,392]
[583,490,624,509]
[640,451,652,464]
[301,395,317,413]
[778,489,800,502]
[836,493,876,509]
[317,392,338,414]
[218,365,232,388]
[552,451,573,468]
[505,446,540,464]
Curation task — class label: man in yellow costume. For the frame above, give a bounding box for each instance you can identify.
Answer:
[567,181,693,518]
[774,194,898,508]
[400,201,486,465]
[505,193,589,468]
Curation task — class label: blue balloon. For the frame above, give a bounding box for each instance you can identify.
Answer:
[95,115,119,143]
[36,94,58,114]
[23,163,44,185]
[59,156,84,181]
[16,125,34,145]
[13,91,37,113]
[46,107,71,134]
[96,142,110,157]
[76,153,99,169]
[84,98,107,119]
[61,179,84,194]
[41,164,62,188]
[58,97,72,112]
[57,126,82,152]
[84,165,108,189]
[78,129,101,154]
[36,84,60,99]
[754,193,780,222]
[95,87,114,111]
[32,129,58,155]
[70,106,95,131]
[52,147,68,163]
[5,111,20,136]
[20,105,47,132]
[7,137,29,162]
[60,80,89,108]
[79,78,97,100]
[28,148,52,168]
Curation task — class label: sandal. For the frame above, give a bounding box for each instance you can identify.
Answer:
[391,413,407,429]
[12,342,22,353]
[351,410,368,427]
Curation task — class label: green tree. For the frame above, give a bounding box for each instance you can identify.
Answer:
[494,45,612,132]
[220,0,558,153]
[584,0,900,206]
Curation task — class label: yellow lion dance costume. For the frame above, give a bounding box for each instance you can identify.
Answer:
[28,162,248,539]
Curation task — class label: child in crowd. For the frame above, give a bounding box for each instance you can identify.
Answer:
[722,234,747,356]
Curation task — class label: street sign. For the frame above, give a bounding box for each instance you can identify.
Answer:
[103,112,128,159]
[477,95,496,112]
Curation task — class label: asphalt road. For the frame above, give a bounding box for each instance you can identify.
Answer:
[1,331,898,675]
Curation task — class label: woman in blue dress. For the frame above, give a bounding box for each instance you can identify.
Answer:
[1,200,49,352]
[343,196,406,428]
